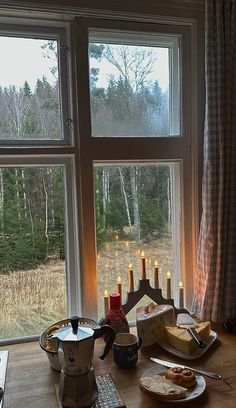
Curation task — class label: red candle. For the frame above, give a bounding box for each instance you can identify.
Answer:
[109,292,121,310]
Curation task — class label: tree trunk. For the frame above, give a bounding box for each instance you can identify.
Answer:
[102,168,110,215]
[21,169,27,219]
[42,173,49,259]
[118,167,131,227]
[15,168,22,228]
[130,166,140,242]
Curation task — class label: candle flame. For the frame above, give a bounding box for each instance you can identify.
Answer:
[104,289,108,297]
[179,281,183,288]
[128,263,133,269]
[97,254,100,259]
[117,276,122,283]
[154,259,159,267]
[125,241,129,247]
[115,234,119,240]
[141,250,145,257]
[167,271,171,278]
[115,251,118,257]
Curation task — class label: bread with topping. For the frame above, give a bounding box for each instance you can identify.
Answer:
[139,374,187,400]
[165,367,196,388]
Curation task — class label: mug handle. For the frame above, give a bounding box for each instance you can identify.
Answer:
[138,337,142,349]
[93,325,116,360]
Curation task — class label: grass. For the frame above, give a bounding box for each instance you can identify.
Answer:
[0,236,172,340]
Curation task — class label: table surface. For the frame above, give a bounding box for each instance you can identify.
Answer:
[1,323,236,408]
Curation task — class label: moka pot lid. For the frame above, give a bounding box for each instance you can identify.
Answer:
[51,316,96,342]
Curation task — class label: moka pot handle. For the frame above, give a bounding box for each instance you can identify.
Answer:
[93,324,116,360]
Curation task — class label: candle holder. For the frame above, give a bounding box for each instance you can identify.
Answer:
[121,278,189,316]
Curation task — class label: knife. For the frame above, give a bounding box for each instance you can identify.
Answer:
[177,314,206,348]
[150,357,222,380]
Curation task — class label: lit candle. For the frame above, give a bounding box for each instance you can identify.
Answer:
[141,250,146,279]
[154,260,159,289]
[167,271,171,299]
[128,263,134,292]
[117,276,122,300]
[179,281,184,308]
[104,289,109,317]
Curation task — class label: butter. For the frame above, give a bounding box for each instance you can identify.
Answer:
[165,322,211,354]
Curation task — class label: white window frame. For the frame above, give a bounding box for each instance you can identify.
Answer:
[0,21,72,145]
[0,155,81,344]
[76,17,198,318]
[89,29,180,136]
[0,11,200,336]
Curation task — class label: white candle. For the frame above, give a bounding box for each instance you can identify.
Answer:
[141,250,146,279]
[179,281,184,309]
[167,271,171,299]
[128,263,134,292]
[104,289,109,317]
[154,260,159,288]
[117,276,122,300]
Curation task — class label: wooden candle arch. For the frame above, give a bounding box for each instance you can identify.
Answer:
[121,277,189,316]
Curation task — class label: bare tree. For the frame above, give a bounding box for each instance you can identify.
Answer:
[104,45,157,93]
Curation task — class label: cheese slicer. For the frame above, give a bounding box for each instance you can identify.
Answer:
[177,313,206,348]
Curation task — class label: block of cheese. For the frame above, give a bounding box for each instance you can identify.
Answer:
[136,303,176,347]
[165,322,211,354]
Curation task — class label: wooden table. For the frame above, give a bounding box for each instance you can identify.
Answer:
[1,323,236,408]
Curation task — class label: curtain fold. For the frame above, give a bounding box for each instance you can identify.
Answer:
[192,0,236,321]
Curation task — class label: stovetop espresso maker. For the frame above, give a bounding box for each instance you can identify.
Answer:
[51,316,115,408]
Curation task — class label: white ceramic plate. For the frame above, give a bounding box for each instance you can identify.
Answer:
[140,365,206,403]
[157,330,218,360]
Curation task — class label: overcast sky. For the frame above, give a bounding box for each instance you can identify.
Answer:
[0,36,169,91]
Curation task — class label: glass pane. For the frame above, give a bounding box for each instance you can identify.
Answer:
[94,164,181,320]
[0,166,67,339]
[0,36,62,140]
[89,34,179,137]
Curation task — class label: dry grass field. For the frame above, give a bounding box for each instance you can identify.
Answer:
[0,237,172,339]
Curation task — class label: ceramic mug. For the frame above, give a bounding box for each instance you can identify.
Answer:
[113,333,142,369]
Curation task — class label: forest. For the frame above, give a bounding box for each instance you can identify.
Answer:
[0,41,172,273]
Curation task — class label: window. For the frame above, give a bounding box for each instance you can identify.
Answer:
[0,25,71,144]
[94,163,181,321]
[89,31,180,136]
[0,15,198,341]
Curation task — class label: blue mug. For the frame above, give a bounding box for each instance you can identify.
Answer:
[113,333,142,369]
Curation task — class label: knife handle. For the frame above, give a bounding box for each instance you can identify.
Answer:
[186,366,222,380]
[188,328,206,348]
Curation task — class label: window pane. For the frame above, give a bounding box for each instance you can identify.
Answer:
[0,166,67,339]
[89,33,180,137]
[0,36,62,140]
[94,164,181,320]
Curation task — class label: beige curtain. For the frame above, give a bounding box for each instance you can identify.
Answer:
[192,0,236,321]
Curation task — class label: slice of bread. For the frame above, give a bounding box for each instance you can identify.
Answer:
[139,374,187,400]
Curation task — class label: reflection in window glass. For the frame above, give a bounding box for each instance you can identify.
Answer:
[94,164,180,319]
[0,166,67,339]
[0,37,62,140]
[89,38,179,137]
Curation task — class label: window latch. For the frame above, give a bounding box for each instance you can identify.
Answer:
[65,118,73,129]
[60,45,70,62]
